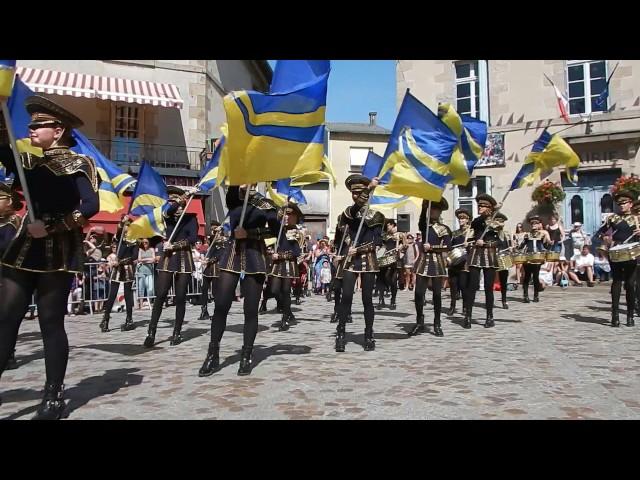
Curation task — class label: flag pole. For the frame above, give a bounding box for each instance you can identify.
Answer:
[274,195,291,254]
[0,100,36,222]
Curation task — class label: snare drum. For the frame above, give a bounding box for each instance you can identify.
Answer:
[608,242,640,263]
[497,251,514,271]
[525,252,547,264]
[545,251,561,262]
[447,246,467,267]
[377,247,399,268]
[511,252,528,264]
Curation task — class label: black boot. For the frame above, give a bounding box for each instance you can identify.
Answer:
[259,300,267,314]
[6,350,18,370]
[346,314,353,324]
[408,315,425,336]
[376,298,386,310]
[612,312,620,327]
[32,383,65,420]
[389,297,397,310]
[335,324,346,352]
[120,314,135,331]
[237,346,253,376]
[99,313,110,332]
[627,314,635,327]
[143,327,156,348]
[532,293,540,303]
[170,320,184,346]
[485,310,495,328]
[363,328,376,351]
[433,315,444,337]
[198,304,210,320]
[502,300,509,309]
[295,297,301,305]
[330,311,338,323]
[447,302,456,316]
[278,313,290,331]
[198,341,220,377]
[463,307,472,329]
[523,288,530,303]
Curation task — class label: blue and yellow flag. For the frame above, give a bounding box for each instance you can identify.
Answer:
[525,129,580,185]
[509,162,540,191]
[129,161,168,216]
[126,203,168,241]
[5,76,42,156]
[267,178,307,207]
[220,60,330,185]
[362,150,413,208]
[438,103,487,185]
[0,60,16,98]
[197,135,225,192]
[379,92,458,201]
[72,130,136,213]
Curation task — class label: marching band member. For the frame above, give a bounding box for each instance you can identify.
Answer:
[494,212,511,309]
[198,221,225,321]
[376,219,403,310]
[519,215,551,303]
[447,208,472,315]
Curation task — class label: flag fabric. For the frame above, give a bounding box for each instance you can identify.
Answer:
[125,204,169,241]
[220,60,330,185]
[290,155,337,187]
[362,150,414,208]
[509,162,540,191]
[197,135,225,192]
[595,62,619,110]
[129,161,168,216]
[72,130,136,213]
[267,178,307,207]
[0,60,16,97]
[378,91,458,201]
[437,103,487,185]
[553,85,570,123]
[5,76,42,156]
[525,129,580,185]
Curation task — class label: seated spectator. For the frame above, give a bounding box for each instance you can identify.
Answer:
[594,251,611,282]
[539,262,555,289]
[570,245,596,287]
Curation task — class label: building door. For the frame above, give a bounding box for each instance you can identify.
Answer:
[562,169,620,248]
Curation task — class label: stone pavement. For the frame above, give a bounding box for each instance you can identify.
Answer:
[1,283,640,420]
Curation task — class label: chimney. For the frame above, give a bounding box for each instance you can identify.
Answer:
[369,111,377,126]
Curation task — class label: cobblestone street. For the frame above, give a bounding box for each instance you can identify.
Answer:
[2,284,640,420]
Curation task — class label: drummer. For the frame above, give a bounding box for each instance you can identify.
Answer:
[518,215,551,303]
[447,208,472,316]
[494,212,512,309]
[376,219,404,310]
[596,189,640,327]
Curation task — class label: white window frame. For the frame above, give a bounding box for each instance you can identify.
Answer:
[454,176,492,225]
[110,103,144,163]
[566,60,608,117]
[349,146,372,173]
[454,60,489,123]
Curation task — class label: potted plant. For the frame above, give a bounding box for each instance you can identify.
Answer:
[611,174,640,198]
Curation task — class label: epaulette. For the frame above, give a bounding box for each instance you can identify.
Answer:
[0,213,21,230]
[31,150,99,192]
[432,223,451,238]
[364,210,385,227]
[249,193,277,211]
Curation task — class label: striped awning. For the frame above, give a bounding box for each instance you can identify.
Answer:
[16,66,184,109]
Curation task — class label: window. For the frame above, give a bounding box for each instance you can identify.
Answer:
[570,195,584,224]
[454,60,489,123]
[111,104,144,163]
[455,176,491,224]
[349,147,372,172]
[566,60,608,115]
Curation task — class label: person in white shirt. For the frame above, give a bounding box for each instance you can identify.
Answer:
[570,222,589,256]
[570,245,595,286]
[594,251,611,282]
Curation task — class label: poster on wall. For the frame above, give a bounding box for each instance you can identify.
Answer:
[476,132,505,168]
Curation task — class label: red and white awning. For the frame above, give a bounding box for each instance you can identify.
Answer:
[16,66,184,109]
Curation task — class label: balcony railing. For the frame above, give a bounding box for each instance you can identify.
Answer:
[88,138,207,172]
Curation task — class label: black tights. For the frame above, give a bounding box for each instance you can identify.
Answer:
[338,272,375,331]
[464,267,496,315]
[377,267,398,304]
[211,271,264,347]
[270,276,292,316]
[149,272,190,331]
[333,278,342,312]
[611,260,636,315]
[200,276,215,306]
[522,264,542,297]
[498,270,509,303]
[0,268,73,385]
[448,267,468,310]
[103,281,134,317]
[415,275,442,317]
